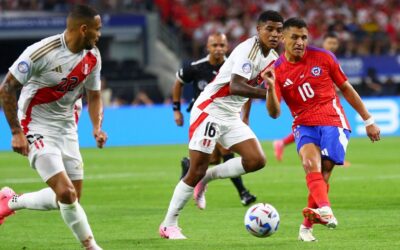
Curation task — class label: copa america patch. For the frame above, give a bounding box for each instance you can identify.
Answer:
[17,61,29,73]
[242,63,252,74]
[311,66,321,76]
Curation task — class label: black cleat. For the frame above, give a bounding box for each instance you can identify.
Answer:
[240,190,256,206]
[180,157,190,179]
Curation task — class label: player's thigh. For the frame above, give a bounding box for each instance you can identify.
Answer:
[320,126,351,165]
[209,145,222,165]
[216,142,231,156]
[27,134,65,182]
[189,111,221,155]
[62,133,84,182]
[219,118,262,153]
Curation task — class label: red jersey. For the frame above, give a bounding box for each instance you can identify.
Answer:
[274,46,350,130]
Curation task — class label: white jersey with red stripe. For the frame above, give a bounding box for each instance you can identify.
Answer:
[193,36,278,120]
[9,32,101,135]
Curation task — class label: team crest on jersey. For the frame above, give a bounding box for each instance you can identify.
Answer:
[82,63,91,75]
[242,63,252,74]
[197,80,208,91]
[17,61,29,73]
[311,66,322,76]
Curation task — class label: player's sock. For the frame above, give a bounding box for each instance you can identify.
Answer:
[222,153,246,194]
[8,187,58,211]
[302,192,318,228]
[306,172,330,208]
[162,180,194,227]
[59,200,100,249]
[283,133,295,145]
[202,157,245,184]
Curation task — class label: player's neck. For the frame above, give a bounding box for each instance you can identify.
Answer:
[284,52,302,63]
[65,31,84,54]
[209,56,224,66]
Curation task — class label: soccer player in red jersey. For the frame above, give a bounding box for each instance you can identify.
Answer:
[272,32,341,162]
[263,18,380,241]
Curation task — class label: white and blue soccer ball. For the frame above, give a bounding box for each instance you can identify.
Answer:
[244,203,280,238]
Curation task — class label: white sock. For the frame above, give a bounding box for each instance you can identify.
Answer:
[8,187,58,211]
[202,157,246,184]
[162,180,194,227]
[59,200,100,249]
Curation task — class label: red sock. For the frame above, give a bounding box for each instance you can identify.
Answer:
[283,133,295,145]
[306,172,330,208]
[302,192,318,228]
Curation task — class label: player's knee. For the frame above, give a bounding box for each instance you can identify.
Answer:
[302,158,320,172]
[209,157,221,165]
[57,186,77,204]
[244,155,266,172]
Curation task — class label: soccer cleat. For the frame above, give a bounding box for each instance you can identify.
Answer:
[298,224,317,242]
[180,157,190,179]
[302,206,338,229]
[240,190,257,206]
[0,187,16,225]
[193,180,207,210]
[273,140,284,161]
[159,225,187,240]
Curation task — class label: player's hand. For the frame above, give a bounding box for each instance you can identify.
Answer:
[93,130,108,148]
[174,111,184,126]
[261,68,275,89]
[366,123,380,142]
[12,131,29,156]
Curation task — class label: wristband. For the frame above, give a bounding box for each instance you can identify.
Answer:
[172,101,181,111]
[363,117,375,127]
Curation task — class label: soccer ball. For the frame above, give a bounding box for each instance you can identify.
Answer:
[244,203,280,238]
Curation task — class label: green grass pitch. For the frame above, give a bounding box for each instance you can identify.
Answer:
[1,137,399,249]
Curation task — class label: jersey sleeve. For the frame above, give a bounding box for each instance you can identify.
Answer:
[274,70,282,102]
[231,55,253,80]
[327,53,347,87]
[9,45,43,85]
[85,49,102,91]
[176,64,194,84]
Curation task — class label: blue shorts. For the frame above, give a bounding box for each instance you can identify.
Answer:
[293,125,351,165]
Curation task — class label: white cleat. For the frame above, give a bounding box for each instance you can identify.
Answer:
[159,225,187,240]
[303,206,338,229]
[298,224,317,242]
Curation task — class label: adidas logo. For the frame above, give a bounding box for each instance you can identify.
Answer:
[283,78,293,87]
[51,65,62,73]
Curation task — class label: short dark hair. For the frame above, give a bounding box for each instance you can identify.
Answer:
[323,32,338,40]
[68,4,98,20]
[283,18,307,30]
[257,10,284,24]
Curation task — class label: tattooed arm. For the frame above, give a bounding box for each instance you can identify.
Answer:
[0,72,29,156]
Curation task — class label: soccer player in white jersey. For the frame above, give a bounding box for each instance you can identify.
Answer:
[159,10,284,240]
[0,5,106,250]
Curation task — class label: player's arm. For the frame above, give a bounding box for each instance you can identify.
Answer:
[230,74,266,98]
[86,89,108,148]
[338,81,380,142]
[261,68,280,118]
[241,98,252,125]
[0,72,29,156]
[172,79,184,126]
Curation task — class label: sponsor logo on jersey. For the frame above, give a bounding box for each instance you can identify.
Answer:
[311,66,322,76]
[283,78,293,87]
[17,61,29,73]
[242,62,252,74]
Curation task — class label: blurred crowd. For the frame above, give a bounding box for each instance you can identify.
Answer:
[154,0,400,58]
[0,0,153,12]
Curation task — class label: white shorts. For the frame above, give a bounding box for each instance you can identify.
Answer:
[27,133,83,182]
[188,109,256,154]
